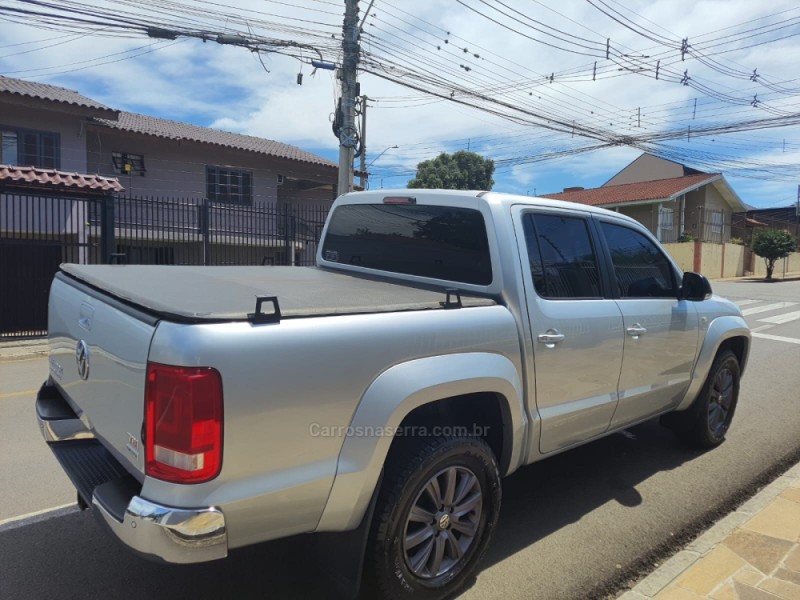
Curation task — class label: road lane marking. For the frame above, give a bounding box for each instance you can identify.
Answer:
[758,310,800,325]
[734,299,760,306]
[0,502,78,528]
[742,302,798,316]
[752,332,800,345]
[0,388,38,400]
[750,324,776,333]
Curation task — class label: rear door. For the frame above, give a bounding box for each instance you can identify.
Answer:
[595,219,699,428]
[517,209,625,454]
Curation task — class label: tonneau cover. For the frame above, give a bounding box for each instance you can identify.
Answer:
[60,264,495,322]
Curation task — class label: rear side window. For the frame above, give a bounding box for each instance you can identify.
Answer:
[322,204,492,285]
[523,213,601,299]
[600,222,676,298]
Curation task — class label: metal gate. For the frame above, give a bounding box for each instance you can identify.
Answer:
[1,192,329,338]
[0,193,96,338]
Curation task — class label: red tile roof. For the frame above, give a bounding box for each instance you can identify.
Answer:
[0,164,124,193]
[0,76,118,118]
[91,112,338,169]
[542,173,720,206]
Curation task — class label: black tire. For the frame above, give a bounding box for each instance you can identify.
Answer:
[366,435,501,600]
[665,349,740,449]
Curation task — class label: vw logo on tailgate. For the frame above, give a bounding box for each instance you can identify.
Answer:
[75,340,91,380]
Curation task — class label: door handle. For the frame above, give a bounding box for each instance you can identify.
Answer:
[537,330,565,348]
[626,324,647,338]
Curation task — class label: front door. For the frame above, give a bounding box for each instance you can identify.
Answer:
[519,211,625,454]
[597,220,699,428]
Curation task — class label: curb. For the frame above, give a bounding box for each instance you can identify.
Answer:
[0,338,48,360]
[617,460,800,599]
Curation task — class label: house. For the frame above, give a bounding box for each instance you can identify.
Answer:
[0,75,338,204]
[0,75,338,337]
[1,75,338,268]
[543,154,747,244]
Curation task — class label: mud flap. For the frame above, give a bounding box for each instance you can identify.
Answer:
[314,471,383,600]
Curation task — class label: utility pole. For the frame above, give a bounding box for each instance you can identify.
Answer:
[338,0,360,196]
[359,95,368,190]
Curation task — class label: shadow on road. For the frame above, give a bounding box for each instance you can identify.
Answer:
[1,420,701,600]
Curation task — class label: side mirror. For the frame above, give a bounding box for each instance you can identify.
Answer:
[680,272,712,301]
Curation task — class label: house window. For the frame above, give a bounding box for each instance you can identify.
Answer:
[206,166,252,205]
[111,151,146,175]
[0,128,59,168]
[710,211,723,235]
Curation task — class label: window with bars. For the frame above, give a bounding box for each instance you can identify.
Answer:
[0,128,59,168]
[206,166,253,205]
[111,151,146,175]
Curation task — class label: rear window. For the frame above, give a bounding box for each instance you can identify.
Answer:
[321,204,492,285]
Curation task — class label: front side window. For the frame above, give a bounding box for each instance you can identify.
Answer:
[0,128,58,168]
[523,213,601,299]
[206,166,252,205]
[601,222,676,298]
[322,204,492,285]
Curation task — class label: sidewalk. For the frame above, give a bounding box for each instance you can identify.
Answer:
[619,462,800,600]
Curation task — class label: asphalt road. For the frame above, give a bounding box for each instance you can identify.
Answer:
[2,278,800,600]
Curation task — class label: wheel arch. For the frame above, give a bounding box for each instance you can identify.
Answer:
[676,315,750,412]
[315,352,526,532]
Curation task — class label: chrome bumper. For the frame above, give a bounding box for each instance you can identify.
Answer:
[92,495,228,564]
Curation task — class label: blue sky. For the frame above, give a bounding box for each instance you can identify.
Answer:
[1,0,799,209]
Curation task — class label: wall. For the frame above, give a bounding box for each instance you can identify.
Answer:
[723,243,744,278]
[604,154,685,186]
[663,242,695,272]
[700,242,724,277]
[0,103,88,172]
[662,242,747,279]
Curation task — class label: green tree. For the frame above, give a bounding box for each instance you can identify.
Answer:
[752,229,796,280]
[407,150,495,190]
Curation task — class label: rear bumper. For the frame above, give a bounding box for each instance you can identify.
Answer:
[92,493,227,564]
[36,381,228,564]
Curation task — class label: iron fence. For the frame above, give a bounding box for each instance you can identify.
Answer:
[1,192,331,338]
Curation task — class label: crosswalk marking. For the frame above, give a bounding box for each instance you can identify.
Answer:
[741,302,798,316]
[758,310,800,325]
[752,332,800,346]
[734,299,760,306]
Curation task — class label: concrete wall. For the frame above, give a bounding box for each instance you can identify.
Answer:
[604,154,685,186]
[700,242,723,278]
[663,242,695,272]
[723,243,745,278]
[0,103,88,172]
[662,242,747,279]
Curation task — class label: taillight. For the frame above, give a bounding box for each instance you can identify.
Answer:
[145,363,223,484]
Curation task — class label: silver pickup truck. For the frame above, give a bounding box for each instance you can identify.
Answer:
[38,189,749,600]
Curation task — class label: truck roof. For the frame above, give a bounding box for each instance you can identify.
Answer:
[337,189,641,225]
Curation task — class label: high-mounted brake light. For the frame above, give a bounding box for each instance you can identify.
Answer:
[145,363,223,484]
[383,196,416,204]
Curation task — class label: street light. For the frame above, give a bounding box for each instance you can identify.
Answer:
[368,145,399,168]
[361,145,398,190]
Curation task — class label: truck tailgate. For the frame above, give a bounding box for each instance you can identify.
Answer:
[47,272,156,479]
